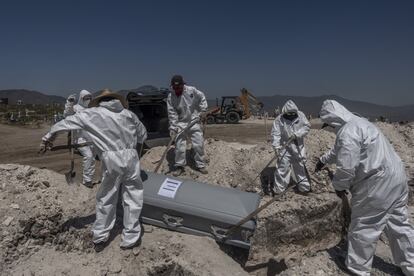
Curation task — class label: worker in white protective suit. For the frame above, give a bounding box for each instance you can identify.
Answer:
[315,100,414,276]
[167,75,208,176]
[40,90,147,252]
[64,90,95,188]
[271,100,311,194]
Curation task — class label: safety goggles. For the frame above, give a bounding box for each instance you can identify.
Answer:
[285,112,297,116]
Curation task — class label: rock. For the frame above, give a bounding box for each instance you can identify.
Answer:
[25,169,35,178]
[144,225,154,233]
[22,269,35,276]
[3,216,14,226]
[109,263,122,274]
[0,164,19,170]
[42,181,50,188]
[133,247,141,256]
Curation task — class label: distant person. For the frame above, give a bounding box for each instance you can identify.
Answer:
[64,90,96,188]
[40,90,147,251]
[167,75,208,176]
[271,100,311,194]
[315,100,414,275]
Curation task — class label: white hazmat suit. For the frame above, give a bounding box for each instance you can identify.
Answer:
[43,99,147,248]
[64,90,95,185]
[167,85,208,169]
[271,100,311,193]
[319,100,414,276]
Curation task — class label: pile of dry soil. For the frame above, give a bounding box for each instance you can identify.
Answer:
[0,164,248,276]
[141,130,348,273]
[2,122,413,275]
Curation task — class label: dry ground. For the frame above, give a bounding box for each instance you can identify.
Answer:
[1,119,413,276]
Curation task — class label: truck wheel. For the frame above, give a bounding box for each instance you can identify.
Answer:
[206,116,216,124]
[226,111,240,124]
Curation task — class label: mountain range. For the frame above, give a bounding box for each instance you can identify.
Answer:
[1,88,413,121]
[0,89,66,105]
[256,94,414,122]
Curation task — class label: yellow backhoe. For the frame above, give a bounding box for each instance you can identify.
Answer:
[205,88,263,124]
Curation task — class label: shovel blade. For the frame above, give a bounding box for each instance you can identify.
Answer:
[65,171,76,185]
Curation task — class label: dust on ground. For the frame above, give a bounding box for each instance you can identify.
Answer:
[0,164,248,276]
[1,119,414,275]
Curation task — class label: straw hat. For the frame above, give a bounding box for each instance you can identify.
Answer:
[89,89,128,108]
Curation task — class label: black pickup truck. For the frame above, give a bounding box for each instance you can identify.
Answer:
[126,86,171,149]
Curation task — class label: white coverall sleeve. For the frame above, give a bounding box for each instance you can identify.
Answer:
[42,114,85,142]
[294,112,310,138]
[133,115,147,144]
[196,89,208,112]
[271,118,282,149]
[63,100,75,118]
[330,136,360,191]
[167,95,179,131]
[320,147,337,165]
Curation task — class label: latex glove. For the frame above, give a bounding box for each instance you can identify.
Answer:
[314,159,325,173]
[273,147,280,157]
[169,128,178,138]
[326,168,334,180]
[39,140,53,154]
[335,189,348,198]
[67,94,77,103]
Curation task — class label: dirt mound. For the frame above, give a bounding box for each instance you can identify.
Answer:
[247,193,344,269]
[0,164,248,276]
[141,129,336,193]
[141,130,347,273]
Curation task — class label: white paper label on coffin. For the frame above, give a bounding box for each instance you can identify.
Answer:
[157,178,183,199]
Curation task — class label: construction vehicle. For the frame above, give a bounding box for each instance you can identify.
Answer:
[205,88,263,124]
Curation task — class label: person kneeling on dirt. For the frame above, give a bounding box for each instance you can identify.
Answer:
[315,100,414,276]
[167,75,208,176]
[40,90,147,252]
[64,90,96,189]
[271,100,311,194]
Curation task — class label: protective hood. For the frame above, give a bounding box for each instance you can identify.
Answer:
[319,100,355,128]
[78,90,92,108]
[282,100,299,114]
[99,99,124,113]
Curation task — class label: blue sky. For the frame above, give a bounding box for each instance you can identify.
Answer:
[0,0,413,105]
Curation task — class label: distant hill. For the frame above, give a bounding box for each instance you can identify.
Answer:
[257,94,414,122]
[2,88,413,121]
[0,89,65,105]
[109,87,414,122]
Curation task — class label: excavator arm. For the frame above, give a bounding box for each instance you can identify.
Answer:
[239,88,263,119]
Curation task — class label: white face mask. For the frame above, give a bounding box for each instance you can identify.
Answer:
[83,99,91,107]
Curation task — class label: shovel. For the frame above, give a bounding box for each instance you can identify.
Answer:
[50,142,92,152]
[252,136,295,183]
[65,131,76,185]
[324,167,351,233]
[154,118,200,173]
[293,139,312,188]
